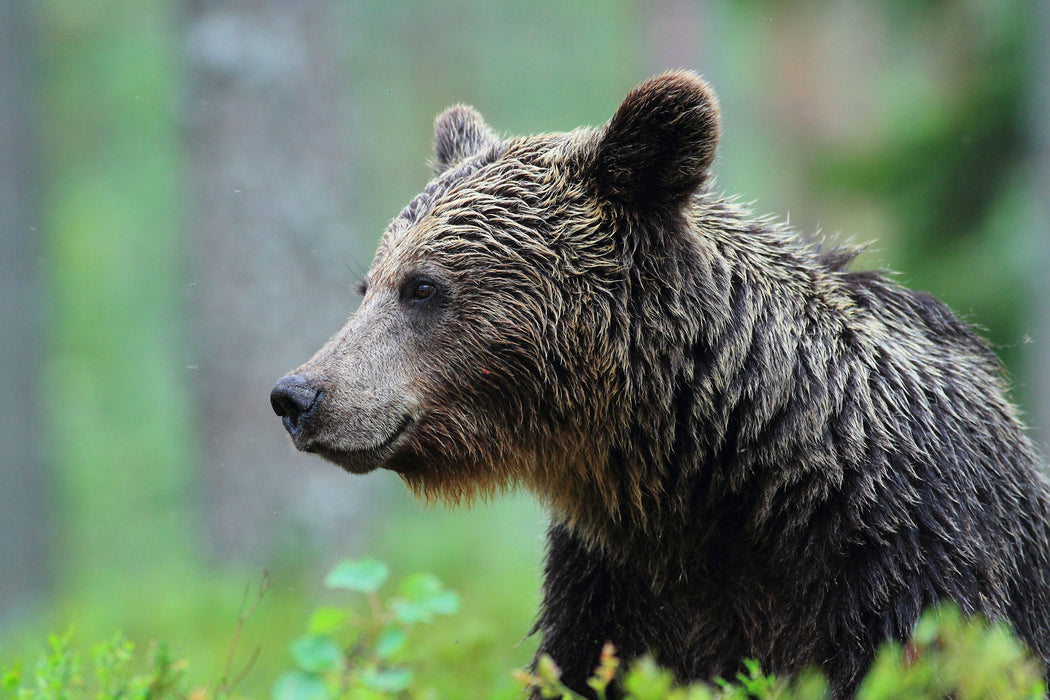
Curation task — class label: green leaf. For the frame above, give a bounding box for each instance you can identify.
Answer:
[2,663,23,690]
[306,607,347,636]
[272,670,328,700]
[324,559,390,593]
[426,589,460,615]
[360,666,413,693]
[391,573,461,623]
[289,635,343,673]
[622,656,675,700]
[396,573,442,600]
[374,626,408,660]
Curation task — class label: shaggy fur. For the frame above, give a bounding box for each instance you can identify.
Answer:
[272,71,1050,697]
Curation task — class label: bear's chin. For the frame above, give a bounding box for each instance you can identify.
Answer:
[307,416,415,475]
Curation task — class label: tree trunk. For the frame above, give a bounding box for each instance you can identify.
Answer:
[184,0,379,559]
[0,0,50,622]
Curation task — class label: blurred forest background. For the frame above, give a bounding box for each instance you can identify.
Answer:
[1,1,1048,697]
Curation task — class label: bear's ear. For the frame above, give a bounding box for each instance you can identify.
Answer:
[589,71,720,212]
[432,105,499,175]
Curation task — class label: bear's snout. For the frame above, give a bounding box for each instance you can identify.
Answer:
[270,374,322,438]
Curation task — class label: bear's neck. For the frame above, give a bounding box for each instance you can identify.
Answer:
[550,197,859,572]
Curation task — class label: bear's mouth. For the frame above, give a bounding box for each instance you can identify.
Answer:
[310,414,415,475]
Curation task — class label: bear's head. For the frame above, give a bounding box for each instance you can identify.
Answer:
[271,71,720,520]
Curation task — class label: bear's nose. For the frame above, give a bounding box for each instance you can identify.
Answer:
[270,374,321,435]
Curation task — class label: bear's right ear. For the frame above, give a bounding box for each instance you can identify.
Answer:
[432,105,499,175]
[588,71,720,213]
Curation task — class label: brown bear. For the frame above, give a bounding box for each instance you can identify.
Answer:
[271,71,1050,697]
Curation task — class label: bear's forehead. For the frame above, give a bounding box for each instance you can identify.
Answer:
[367,130,595,284]
[398,145,507,225]
[396,130,587,225]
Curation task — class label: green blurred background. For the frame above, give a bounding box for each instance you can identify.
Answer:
[1,1,1048,697]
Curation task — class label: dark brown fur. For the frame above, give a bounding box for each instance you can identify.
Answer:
[272,71,1050,697]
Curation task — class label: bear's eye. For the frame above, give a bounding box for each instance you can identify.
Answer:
[403,277,438,304]
[411,281,436,301]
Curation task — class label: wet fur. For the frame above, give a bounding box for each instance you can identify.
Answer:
[277,72,1050,697]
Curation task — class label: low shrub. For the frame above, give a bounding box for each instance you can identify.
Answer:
[2,560,1044,699]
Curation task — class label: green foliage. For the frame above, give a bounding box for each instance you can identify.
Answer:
[2,562,1047,700]
[857,604,1046,700]
[324,560,391,594]
[517,649,828,700]
[271,559,460,700]
[515,605,1044,700]
[0,631,183,700]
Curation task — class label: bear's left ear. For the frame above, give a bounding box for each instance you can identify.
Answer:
[588,71,720,212]
[432,105,499,175]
